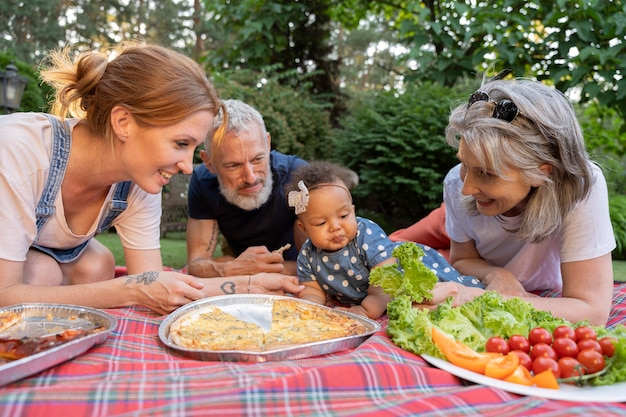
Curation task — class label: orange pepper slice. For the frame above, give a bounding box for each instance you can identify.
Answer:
[531,369,560,389]
[431,327,501,374]
[504,364,534,386]
[484,352,520,380]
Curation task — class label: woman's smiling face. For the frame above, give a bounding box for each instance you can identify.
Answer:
[457,139,532,217]
[124,110,213,194]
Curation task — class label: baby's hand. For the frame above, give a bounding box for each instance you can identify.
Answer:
[335,305,368,318]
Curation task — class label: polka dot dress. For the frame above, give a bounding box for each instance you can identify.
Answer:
[297,217,396,304]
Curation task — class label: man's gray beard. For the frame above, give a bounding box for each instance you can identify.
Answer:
[219,174,274,211]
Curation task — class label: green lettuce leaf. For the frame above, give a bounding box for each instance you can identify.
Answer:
[385,295,441,358]
[370,242,438,303]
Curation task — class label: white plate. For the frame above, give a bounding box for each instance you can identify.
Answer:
[422,354,626,402]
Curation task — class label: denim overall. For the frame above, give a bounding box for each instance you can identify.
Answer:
[31,114,131,263]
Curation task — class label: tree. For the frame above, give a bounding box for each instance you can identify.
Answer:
[200,0,346,124]
[0,0,196,65]
[343,0,626,118]
[0,0,66,64]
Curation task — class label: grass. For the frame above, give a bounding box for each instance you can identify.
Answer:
[96,230,188,270]
[96,230,626,282]
[614,260,626,283]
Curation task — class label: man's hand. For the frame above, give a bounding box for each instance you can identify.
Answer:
[188,245,288,278]
[225,246,287,275]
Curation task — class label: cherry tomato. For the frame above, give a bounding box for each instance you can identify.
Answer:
[510,350,532,371]
[577,349,605,374]
[553,325,576,341]
[532,356,561,378]
[530,343,557,361]
[486,337,510,354]
[552,337,579,359]
[577,338,602,354]
[508,335,530,354]
[558,357,586,379]
[528,327,552,346]
[574,326,597,341]
[598,337,618,358]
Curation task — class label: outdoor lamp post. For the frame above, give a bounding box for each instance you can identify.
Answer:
[0,62,28,114]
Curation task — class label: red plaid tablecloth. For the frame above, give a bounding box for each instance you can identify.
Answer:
[2,283,626,417]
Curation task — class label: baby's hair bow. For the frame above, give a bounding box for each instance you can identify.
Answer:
[288,180,309,215]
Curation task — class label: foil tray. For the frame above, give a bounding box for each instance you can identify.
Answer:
[159,294,381,362]
[0,303,117,386]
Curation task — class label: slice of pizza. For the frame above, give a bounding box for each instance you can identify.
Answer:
[169,306,266,352]
[0,311,22,333]
[265,299,368,350]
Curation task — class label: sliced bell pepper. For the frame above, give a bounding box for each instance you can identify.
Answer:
[431,327,501,375]
[531,369,560,389]
[503,364,534,386]
[484,352,520,380]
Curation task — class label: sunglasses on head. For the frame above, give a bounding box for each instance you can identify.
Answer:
[467,91,519,122]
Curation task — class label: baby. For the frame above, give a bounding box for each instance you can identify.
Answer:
[285,161,395,319]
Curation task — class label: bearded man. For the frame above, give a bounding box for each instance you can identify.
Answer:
[186,100,308,278]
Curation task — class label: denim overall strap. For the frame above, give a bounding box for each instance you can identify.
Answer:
[97,180,132,233]
[34,114,72,242]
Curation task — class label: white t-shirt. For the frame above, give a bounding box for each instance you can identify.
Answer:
[443,163,616,292]
[0,113,162,262]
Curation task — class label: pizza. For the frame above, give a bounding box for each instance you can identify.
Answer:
[265,299,367,349]
[169,305,266,351]
[169,299,368,352]
[0,311,21,333]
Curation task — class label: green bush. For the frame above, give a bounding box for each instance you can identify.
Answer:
[578,103,626,159]
[210,68,334,162]
[610,195,626,260]
[0,53,50,113]
[331,81,466,231]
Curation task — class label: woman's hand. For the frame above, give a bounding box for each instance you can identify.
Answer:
[124,271,206,315]
[412,282,484,310]
[483,268,527,297]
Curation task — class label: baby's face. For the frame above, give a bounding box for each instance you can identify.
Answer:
[297,184,357,252]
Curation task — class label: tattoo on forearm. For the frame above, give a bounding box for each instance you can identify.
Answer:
[125,271,159,286]
[206,227,219,252]
[220,281,236,294]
